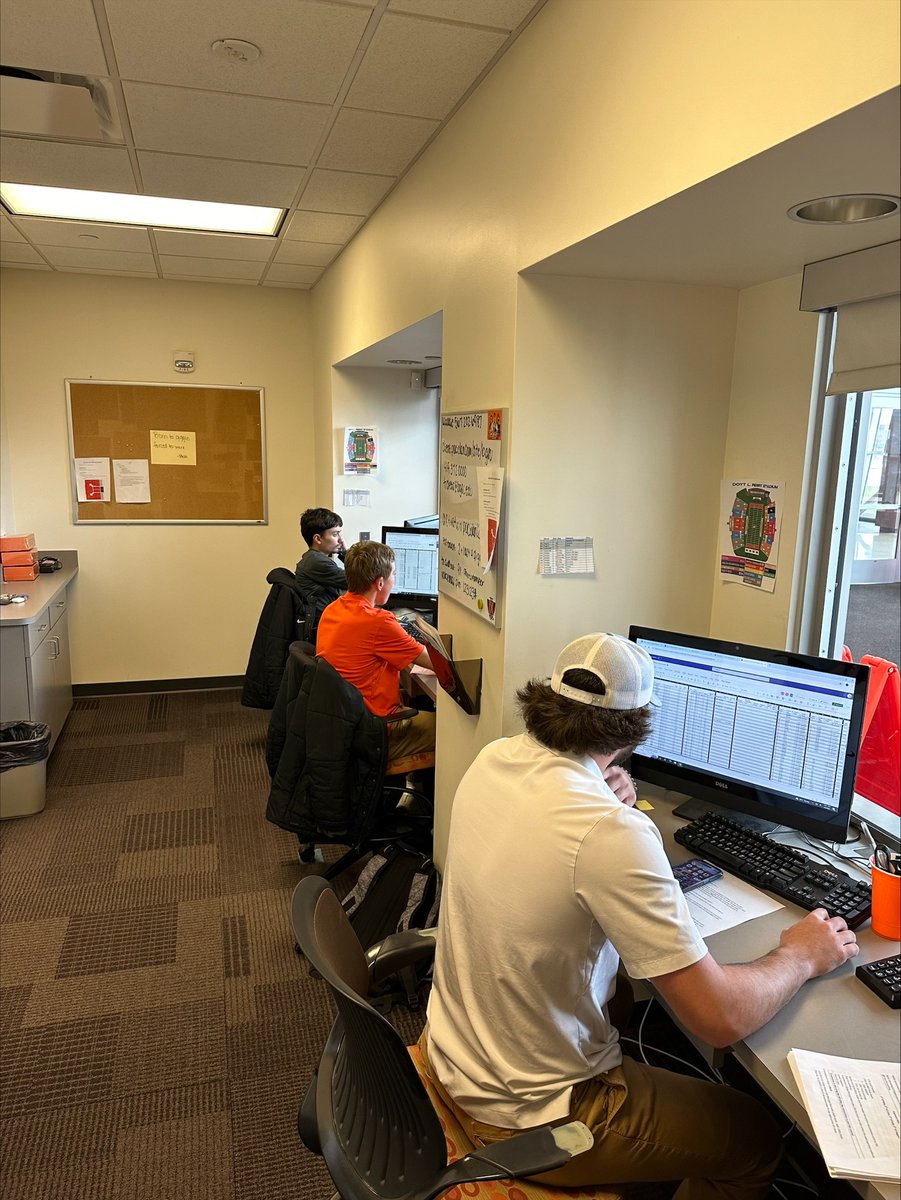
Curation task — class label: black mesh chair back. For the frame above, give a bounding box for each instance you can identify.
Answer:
[291,877,598,1200]
[291,876,450,1199]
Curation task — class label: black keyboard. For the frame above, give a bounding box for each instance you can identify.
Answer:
[856,954,901,1009]
[674,813,872,929]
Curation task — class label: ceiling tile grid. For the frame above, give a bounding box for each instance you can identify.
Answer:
[0,0,547,285]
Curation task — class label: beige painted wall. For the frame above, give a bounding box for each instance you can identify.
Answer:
[710,275,823,647]
[508,274,739,721]
[0,269,314,685]
[329,366,439,544]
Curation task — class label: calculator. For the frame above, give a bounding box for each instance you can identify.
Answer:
[673,858,723,892]
[856,954,901,1009]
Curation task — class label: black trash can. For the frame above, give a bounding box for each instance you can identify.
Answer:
[0,722,51,819]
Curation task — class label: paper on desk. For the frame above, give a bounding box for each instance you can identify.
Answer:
[683,875,783,937]
[787,1049,901,1182]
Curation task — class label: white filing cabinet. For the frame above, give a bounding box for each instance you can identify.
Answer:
[0,555,78,752]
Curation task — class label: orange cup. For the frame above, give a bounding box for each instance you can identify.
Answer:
[870,858,901,940]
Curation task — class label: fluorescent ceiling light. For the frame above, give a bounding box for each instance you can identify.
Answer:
[0,182,284,236]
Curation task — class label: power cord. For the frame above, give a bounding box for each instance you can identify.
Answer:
[623,998,723,1085]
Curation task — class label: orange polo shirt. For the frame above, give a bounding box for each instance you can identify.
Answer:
[316,592,423,717]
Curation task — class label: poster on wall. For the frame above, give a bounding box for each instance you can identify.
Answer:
[343,426,379,474]
[718,478,784,592]
[439,409,507,626]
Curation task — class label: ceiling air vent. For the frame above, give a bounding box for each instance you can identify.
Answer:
[0,67,118,142]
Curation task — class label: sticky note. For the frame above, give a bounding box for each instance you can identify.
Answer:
[636,799,654,812]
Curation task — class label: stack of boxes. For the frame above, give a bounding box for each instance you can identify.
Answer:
[1,533,38,582]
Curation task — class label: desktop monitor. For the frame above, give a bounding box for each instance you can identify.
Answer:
[381,525,439,612]
[628,626,871,844]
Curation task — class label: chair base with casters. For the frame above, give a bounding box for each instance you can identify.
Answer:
[291,876,626,1200]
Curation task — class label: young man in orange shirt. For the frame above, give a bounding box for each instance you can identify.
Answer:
[317,540,436,771]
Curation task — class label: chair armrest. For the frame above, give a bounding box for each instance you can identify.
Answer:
[365,927,437,985]
[431,1121,593,1198]
[380,706,419,724]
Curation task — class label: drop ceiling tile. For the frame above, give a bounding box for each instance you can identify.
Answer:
[159,255,264,280]
[15,218,152,252]
[0,241,46,264]
[124,82,329,166]
[299,169,394,216]
[41,245,156,271]
[265,263,324,284]
[346,13,507,119]
[0,138,137,192]
[1,213,27,242]
[137,152,303,208]
[284,210,364,243]
[105,0,371,104]
[389,0,538,28]
[319,108,439,175]
[56,265,158,276]
[274,240,341,267]
[262,279,312,289]
[153,230,274,260]
[0,0,109,75]
[1,261,52,271]
[160,274,259,285]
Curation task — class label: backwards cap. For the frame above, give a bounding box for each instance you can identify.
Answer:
[551,633,657,710]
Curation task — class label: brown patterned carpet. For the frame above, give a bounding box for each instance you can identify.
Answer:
[0,689,424,1200]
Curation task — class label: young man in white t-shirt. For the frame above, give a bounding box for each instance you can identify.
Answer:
[421,633,860,1199]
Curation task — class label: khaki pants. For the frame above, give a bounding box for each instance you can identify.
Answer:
[418,1029,782,1199]
[387,710,435,773]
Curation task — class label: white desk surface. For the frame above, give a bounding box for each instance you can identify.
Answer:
[644,784,900,1200]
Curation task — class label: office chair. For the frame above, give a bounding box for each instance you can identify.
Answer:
[266,643,434,879]
[290,875,631,1200]
[241,567,309,709]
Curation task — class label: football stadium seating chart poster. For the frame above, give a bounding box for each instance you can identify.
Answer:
[719,479,784,592]
[439,409,507,626]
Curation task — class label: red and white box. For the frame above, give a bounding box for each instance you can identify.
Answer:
[3,563,39,581]
[0,550,37,566]
[0,532,36,553]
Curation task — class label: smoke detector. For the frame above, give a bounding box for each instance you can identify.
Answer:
[211,39,262,64]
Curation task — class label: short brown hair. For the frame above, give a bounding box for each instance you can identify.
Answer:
[517,668,652,756]
[344,541,395,593]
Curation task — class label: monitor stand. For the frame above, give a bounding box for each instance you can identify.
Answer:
[669,794,779,834]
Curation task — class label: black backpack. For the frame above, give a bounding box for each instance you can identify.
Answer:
[341,844,441,1010]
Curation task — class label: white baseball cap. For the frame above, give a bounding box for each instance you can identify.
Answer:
[551,633,658,710]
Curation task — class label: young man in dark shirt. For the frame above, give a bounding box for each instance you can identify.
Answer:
[294,507,347,643]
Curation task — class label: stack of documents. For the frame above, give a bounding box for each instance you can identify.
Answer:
[787,1048,901,1182]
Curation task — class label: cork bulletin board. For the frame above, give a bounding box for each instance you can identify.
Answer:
[65,380,267,524]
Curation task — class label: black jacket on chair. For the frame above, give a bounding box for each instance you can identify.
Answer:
[241,568,304,709]
[265,647,388,845]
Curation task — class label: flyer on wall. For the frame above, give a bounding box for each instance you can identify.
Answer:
[344,427,378,475]
[718,479,784,592]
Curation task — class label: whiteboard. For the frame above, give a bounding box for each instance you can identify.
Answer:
[438,409,507,627]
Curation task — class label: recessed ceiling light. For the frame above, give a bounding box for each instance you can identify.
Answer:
[0,182,284,236]
[386,358,422,366]
[787,194,900,225]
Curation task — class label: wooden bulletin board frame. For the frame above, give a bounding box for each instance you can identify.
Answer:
[439,408,507,627]
[65,379,267,524]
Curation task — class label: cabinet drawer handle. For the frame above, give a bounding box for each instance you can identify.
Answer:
[49,637,60,660]
[54,601,65,608]
[36,623,49,632]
